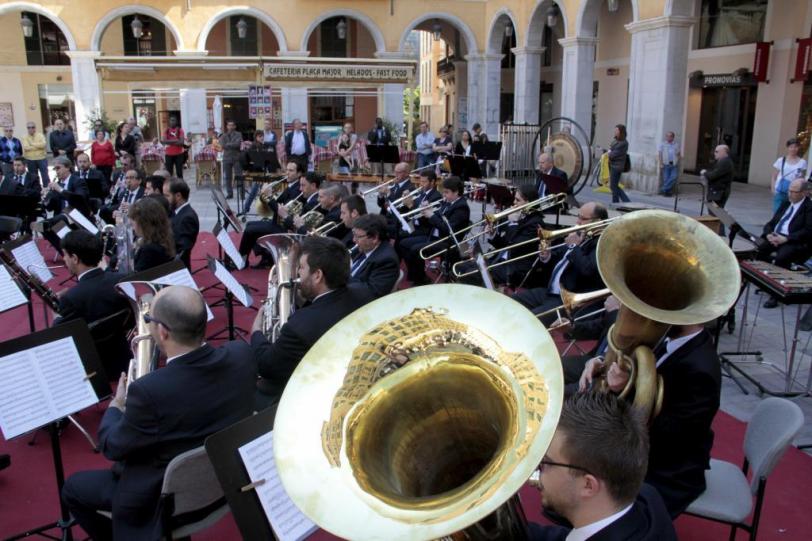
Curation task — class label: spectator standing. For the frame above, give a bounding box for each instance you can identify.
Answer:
[219,119,243,199]
[0,127,23,177]
[701,145,734,208]
[414,121,435,170]
[657,131,681,196]
[162,116,186,179]
[91,129,116,185]
[606,124,631,203]
[336,122,357,174]
[114,123,137,162]
[49,118,76,163]
[22,122,49,186]
[771,138,807,213]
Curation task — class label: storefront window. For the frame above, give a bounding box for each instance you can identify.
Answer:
[38,84,75,130]
[23,13,69,66]
[122,15,168,56]
[320,18,347,58]
[697,0,768,49]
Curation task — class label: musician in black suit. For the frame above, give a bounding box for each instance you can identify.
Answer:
[43,156,89,215]
[527,392,676,541]
[396,170,442,244]
[339,194,367,248]
[701,144,734,208]
[277,171,321,233]
[376,162,413,215]
[400,176,471,286]
[168,180,199,269]
[579,324,720,518]
[75,152,108,203]
[310,182,345,235]
[349,214,400,298]
[251,236,373,409]
[129,196,175,272]
[511,202,607,322]
[99,168,144,225]
[758,179,812,307]
[0,157,41,197]
[535,153,568,197]
[62,285,257,540]
[53,230,131,377]
[284,118,311,173]
[275,161,303,205]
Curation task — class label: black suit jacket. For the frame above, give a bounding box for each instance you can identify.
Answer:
[704,156,734,192]
[367,126,392,146]
[112,186,145,208]
[762,197,812,248]
[276,180,301,205]
[528,484,676,541]
[409,188,443,235]
[349,242,400,298]
[0,172,41,198]
[428,196,470,238]
[489,212,545,275]
[646,329,720,517]
[45,173,90,216]
[133,242,173,272]
[252,287,373,400]
[535,167,569,197]
[549,236,604,293]
[98,342,256,540]
[284,130,312,158]
[377,179,414,214]
[54,268,129,326]
[171,204,199,269]
[76,168,108,200]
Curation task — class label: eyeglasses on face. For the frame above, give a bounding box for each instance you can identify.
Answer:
[539,458,592,476]
[143,313,172,332]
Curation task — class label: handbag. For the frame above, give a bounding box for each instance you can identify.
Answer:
[623,154,631,173]
[776,157,791,194]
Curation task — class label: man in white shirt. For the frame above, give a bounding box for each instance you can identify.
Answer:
[657,132,681,196]
[528,392,676,540]
[414,121,436,170]
[284,118,311,173]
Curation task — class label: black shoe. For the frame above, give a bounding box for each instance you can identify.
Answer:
[763,297,779,309]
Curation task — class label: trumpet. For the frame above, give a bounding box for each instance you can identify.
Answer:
[312,220,340,236]
[388,186,423,210]
[422,193,567,261]
[399,199,443,219]
[536,287,612,328]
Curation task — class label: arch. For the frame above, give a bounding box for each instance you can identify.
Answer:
[526,0,570,48]
[576,0,639,37]
[486,8,520,54]
[398,12,479,55]
[196,7,287,53]
[90,5,184,52]
[0,2,77,50]
[665,0,695,17]
[299,9,385,53]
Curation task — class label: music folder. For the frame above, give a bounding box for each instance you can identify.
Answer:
[539,172,569,195]
[0,319,110,439]
[365,145,400,166]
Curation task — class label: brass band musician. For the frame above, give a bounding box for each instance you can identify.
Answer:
[338,194,367,247]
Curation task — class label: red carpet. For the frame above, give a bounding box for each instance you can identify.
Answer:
[1,234,810,540]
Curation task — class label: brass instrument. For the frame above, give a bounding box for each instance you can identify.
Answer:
[114,213,133,274]
[361,175,398,196]
[283,192,304,218]
[536,287,612,329]
[258,234,302,341]
[273,284,564,540]
[115,282,160,392]
[399,198,442,219]
[255,176,288,218]
[595,210,740,421]
[538,217,619,250]
[298,206,325,230]
[312,220,340,236]
[388,186,423,210]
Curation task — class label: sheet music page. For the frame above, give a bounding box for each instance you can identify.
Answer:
[238,431,317,541]
[11,240,52,283]
[67,209,99,235]
[476,254,495,291]
[54,223,70,239]
[0,337,98,439]
[390,205,413,234]
[116,282,136,302]
[151,269,214,321]
[216,228,245,270]
[213,259,251,307]
[0,265,28,312]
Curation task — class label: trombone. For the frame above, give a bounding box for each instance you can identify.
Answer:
[535,287,612,329]
[421,193,566,261]
[450,216,617,279]
[360,162,438,195]
[400,199,442,219]
[312,220,340,236]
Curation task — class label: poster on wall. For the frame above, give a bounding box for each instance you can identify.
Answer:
[0,103,13,128]
[180,89,207,134]
[249,85,272,120]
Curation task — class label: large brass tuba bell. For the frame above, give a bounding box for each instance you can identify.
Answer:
[273,285,564,540]
[595,210,740,420]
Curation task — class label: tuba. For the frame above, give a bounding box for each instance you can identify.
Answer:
[257,234,302,341]
[595,210,741,421]
[273,284,564,540]
[115,281,160,392]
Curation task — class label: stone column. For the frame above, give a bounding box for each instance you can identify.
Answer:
[453,59,468,129]
[381,83,405,134]
[625,16,695,193]
[512,47,545,124]
[65,51,102,141]
[280,87,309,125]
[558,37,597,140]
[465,53,503,138]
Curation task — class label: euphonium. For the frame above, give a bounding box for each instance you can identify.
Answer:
[273,285,565,541]
[594,210,740,421]
[114,282,160,392]
[258,234,301,341]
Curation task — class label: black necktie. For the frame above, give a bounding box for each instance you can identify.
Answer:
[16,175,21,185]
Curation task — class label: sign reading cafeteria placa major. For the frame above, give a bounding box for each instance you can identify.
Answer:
[263,63,413,82]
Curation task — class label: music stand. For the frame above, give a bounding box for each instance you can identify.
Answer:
[472,141,502,162]
[247,151,281,174]
[206,256,253,342]
[0,194,38,221]
[450,155,482,179]
[2,235,58,328]
[707,202,764,250]
[365,145,400,183]
[0,320,110,541]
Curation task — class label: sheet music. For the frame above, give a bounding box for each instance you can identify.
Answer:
[67,209,99,235]
[11,240,52,283]
[54,222,70,239]
[0,337,98,439]
[213,259,251,307]
[238,431,317,541]
[0,265,27,312]
[476,254,495,291]
[389,205,413,234]
[151,269,214,321]
[216,228,245,270]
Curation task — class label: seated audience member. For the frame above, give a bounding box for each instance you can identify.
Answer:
[168,179,199,269]
[579,323,720,518]
[128,196,175,272]
[349,214,401,298]
[62,285,257,540]
[758,179,812,308]
[528,392,675,540]
[251,236,373,409]
[54,230,131,377]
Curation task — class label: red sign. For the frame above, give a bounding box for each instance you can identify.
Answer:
[793,38,812,83]
[753,41,771,82]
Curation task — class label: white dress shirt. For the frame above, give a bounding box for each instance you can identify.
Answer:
[655,329,703,368]
[565,504,633,541]
[290,131,306,155]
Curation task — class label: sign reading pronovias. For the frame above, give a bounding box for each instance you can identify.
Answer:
[264,64,413,82]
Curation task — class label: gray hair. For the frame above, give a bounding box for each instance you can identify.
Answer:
[54,156,72,168]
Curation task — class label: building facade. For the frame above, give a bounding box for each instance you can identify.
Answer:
[1,0,811,191]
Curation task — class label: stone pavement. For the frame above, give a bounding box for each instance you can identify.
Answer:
[183,167,812,454]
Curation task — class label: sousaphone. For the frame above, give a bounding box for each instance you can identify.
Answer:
[274,284,564,540]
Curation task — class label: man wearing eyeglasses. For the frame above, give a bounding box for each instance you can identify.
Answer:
[62,285,256,541]
[528,393,675,540]
[22,122,49,187]
[348,214,400,298]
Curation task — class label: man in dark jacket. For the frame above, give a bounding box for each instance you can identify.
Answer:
[251,236,373,409]
[49,118,76,163]
[528,393,676,541]
[701,144,734,208]
[0,156,40,198]
[348,214,400,298]
[168,179,199,269]
[284,118,311,174]
[62,285,257,540]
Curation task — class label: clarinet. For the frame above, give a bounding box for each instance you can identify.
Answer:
[0,251,60,312]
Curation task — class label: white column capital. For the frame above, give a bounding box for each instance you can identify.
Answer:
[511,47,546,56]
[557,36,598,48]
[282,51,311,58]
[64,50,102,61]
[625,16,698,34]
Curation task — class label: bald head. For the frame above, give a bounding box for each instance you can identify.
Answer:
[578,201,609,223]
[715,145,729,158]
[394,162,410,179]
[151,286,207,347]
[538,153,553,172]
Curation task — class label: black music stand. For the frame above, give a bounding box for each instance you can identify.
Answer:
[0,194,39,223]
[707,202,765,251]
[246,151,281,174]
[205,256,253,342]
[450,155,482,180]
[365,145,400,182]
[205,407,277,540]
[1,235,57,329]
[1,320,110,541]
